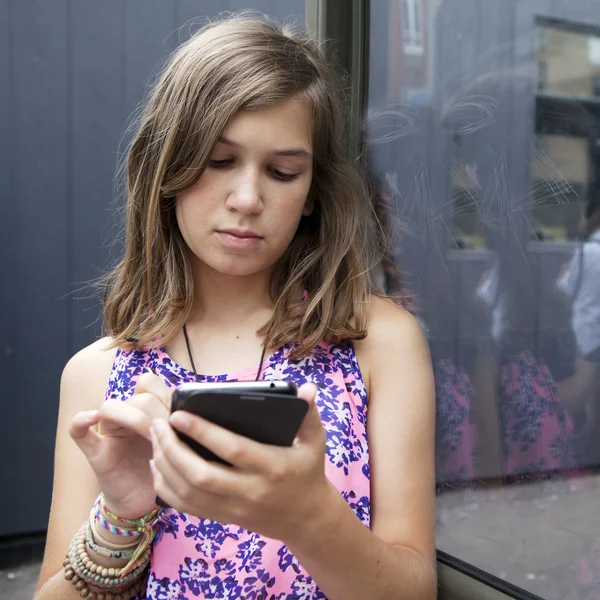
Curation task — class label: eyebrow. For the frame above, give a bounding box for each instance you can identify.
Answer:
[217,136,312,159]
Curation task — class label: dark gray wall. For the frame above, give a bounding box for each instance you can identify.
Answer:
[1,0,304,538]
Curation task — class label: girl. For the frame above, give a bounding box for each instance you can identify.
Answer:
[35,15,436,600]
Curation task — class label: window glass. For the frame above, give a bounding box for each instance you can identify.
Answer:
[367,2,600,598]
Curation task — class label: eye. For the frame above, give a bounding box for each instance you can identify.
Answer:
[269,168,299,182]
[208,159,233,168]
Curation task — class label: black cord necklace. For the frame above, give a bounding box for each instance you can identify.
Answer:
[182,324,266,381]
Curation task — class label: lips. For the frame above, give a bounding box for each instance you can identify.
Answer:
[216,229,263,249]
[217,229,262,239]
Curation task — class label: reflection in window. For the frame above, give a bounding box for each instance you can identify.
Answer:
[536,22,600,98]
[402,0,424,55]
[368,3,600,598]
[534,21,600,241]
[531,134,585,241]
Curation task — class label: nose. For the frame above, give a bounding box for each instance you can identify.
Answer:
[225,167,263,215]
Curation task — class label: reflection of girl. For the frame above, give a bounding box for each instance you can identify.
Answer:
[417,272,481,490]
[35,16,437,600]
[431,353,480,488]
[476,257,575,483]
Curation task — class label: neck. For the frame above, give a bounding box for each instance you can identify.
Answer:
[188,264,274,329]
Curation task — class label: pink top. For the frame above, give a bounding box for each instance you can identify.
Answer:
[105,340,370,599]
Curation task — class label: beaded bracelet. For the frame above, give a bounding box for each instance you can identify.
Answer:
[67,525,150,590]
[64,552,146,600]
[64,529,148,599]
[85,521,138,561]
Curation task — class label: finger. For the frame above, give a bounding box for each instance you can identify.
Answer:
[294,383,323,442]
[133,372,173,410]
[150,458,232,522]
[149,459,187,513]
[161,411,272,472]
[99,398,161,441]
[69,410,102,454]
[151,429,240,499]
[127,392,170,421]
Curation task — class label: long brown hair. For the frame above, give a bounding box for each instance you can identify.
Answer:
[103,14,383,357]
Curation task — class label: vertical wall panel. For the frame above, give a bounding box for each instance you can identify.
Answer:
[2,0,69,535]
[0,0,14,524]
[70,0,126,354]
[124,0,178,119]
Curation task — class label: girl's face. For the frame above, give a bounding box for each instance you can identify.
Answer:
[176,98,314,278]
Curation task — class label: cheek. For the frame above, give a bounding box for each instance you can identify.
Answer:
[175,180,212,231]
[282,176,312,216]
[175,194,204,249]
[175,198,189,240]
[276,188,311,225]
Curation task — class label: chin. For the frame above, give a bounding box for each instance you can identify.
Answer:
[208,258,271,278]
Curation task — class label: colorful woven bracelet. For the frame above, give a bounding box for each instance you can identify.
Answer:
[100,494,162,529]
[92,494,162,578]
[89,518,141,551]
[93,504,142,538]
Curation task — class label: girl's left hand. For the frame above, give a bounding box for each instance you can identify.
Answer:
[149,383,332,542]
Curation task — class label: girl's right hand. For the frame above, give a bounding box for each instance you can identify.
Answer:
[69,372,172,519]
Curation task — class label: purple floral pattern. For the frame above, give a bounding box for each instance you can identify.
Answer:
[106,341,369,599]
[499,351,575,481]
[433,359,479,486]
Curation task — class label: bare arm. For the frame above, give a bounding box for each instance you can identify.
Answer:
[35,338,117,599]
[285,297,437,599]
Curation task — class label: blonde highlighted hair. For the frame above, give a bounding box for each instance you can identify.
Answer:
[103,14,384,357]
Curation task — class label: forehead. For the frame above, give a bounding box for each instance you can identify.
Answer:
[221,98,314,152]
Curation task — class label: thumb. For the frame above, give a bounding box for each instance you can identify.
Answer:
[295,383,323,442]
[69,409,102,456]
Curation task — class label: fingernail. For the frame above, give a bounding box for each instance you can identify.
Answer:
[144,367,154,375]
[171,412,189,432]
[152,419,166,437]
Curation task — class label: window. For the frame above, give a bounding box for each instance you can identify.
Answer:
[367,2,600,598]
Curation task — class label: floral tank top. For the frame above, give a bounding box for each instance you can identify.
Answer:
[105,341,370,599]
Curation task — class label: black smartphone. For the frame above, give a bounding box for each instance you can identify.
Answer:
[156,380,307,508]
[170,380,307,464]
[171,379,298,410]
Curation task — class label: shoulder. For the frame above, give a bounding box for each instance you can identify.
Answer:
[63,336,118,381]
[358,295,429,365]
[61,336,119,411]
[365,295,426,344]
[354,295,432,393]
